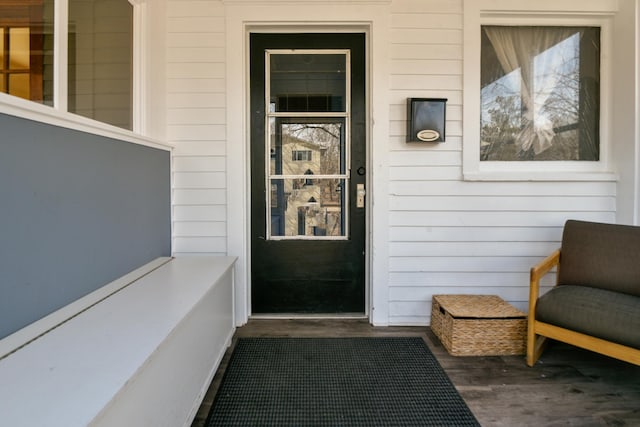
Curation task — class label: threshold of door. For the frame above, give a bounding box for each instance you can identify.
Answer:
[251,313,368,320]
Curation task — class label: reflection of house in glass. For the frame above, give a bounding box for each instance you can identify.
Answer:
[270,127,345,237]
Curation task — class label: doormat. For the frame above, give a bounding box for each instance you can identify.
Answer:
[206,337,479,426]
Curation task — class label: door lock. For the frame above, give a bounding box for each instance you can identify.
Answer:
[356,184,366,208]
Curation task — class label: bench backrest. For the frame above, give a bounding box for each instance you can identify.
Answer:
[558,220,640,297]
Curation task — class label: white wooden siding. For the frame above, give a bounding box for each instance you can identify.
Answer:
[388,0,616,325]
[164,0,620,325]
[167,0,227,256]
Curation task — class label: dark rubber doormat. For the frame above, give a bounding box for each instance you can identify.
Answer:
[206,337,479,426]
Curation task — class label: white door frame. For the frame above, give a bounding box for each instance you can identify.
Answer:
[225,2,392,326]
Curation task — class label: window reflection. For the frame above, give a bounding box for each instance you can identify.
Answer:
[480,26,600,161]
[270,178,345,237]
[270,54,346,112]
[269,120,346,238]
[0,1,53,104]
[266,51,350,240]
[68,0,133,130]
[270,121,344,176]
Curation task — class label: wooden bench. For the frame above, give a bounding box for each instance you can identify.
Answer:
[0,256,236,427]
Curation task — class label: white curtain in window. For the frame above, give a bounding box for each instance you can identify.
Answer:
[484,27,578,155]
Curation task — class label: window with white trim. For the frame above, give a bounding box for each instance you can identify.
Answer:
[0,0,135,131]
[480,26,600,162]
[463,0,616,180]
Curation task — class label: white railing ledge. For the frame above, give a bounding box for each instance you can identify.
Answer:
[0,256,236,427]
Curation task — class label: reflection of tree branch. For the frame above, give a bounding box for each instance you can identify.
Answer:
[288,124,340,140]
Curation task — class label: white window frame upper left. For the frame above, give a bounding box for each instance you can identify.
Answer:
[0,0,169,151]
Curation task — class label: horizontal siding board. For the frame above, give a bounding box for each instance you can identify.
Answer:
[390,151,461,167]
[167,1,225,17]
[391,59,462,75]
[389,211,615,227]
[390,44,463,60]
[390,74,462,91]
[167,17,225,33]
[173,221,226,237]
[172,237,226,253]
[388,317,429,326]
[167,78,225,94]
[167,108,226,125]
[167,47,225,63]
[388,301,429,317]
[167,32,226,48]
[389,256,544,273]
[167,63,225,79]
[391,29,462,45]
[173,205,226,222]
[388,272,556,288]
[173,189,226,205]
[168,124,226,141]
[389,195,616,212]
[389,180,617,196]
[173,172,226,189]
[391,13,462,29]
[389,286,527,303]
[390,166,463,181]
[171,141,226,156]
[389,226,563,242]
[173,156,226,172]
[389,241,559,257]
[391,0,462,14]
[167,93,226,109]
[391,137,463,152]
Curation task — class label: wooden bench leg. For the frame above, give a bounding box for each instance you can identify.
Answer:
[527,328,548,367]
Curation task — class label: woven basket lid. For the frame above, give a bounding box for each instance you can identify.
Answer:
[433,294,525,319]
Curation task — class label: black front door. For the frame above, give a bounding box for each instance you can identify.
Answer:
[250,33,366,314]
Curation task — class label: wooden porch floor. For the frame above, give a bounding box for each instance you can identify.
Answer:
[191,319,640,427]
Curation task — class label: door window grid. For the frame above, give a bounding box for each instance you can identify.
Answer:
[265,49,351,240]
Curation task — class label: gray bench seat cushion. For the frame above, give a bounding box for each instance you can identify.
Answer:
[536,285,640,349]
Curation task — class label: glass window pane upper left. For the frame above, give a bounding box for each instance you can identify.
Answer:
[0,1,54,105]
[270,54,346,113]
[68,0,133,130]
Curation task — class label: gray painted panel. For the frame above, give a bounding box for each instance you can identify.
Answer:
[0,113,171,339]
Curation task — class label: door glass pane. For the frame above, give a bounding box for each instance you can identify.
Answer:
[270,53,346,112]
[270,178,345,237]
[270,120,345,176]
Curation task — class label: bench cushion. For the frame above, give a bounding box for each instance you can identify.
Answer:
[536,285,640,349]
[558,220,640,297]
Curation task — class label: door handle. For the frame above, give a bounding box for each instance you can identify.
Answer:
[356,184,366,208]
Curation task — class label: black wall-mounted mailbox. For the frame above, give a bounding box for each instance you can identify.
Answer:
[406,98,447,143]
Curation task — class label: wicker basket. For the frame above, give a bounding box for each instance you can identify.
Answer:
[431,295,526,356]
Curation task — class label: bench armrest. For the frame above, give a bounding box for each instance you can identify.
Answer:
[529,249,560,315]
